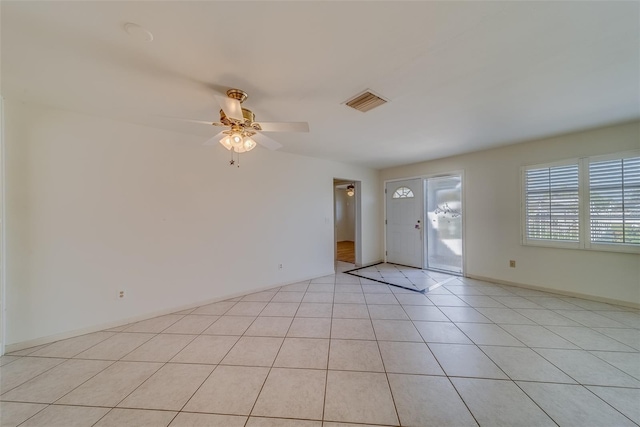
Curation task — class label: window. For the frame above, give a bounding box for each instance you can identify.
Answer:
[392,186,414,199]
[524,163,580,244]
[589,156,640,246]
[522,151,640,253]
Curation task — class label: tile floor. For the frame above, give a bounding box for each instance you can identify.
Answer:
[1,262,639,426]
[347,263,456,292]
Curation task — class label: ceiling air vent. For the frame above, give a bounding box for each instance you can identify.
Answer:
[345,90,387,112]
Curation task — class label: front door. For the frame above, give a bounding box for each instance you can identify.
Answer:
[385,179,423,268]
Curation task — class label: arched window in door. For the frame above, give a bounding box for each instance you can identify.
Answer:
[392,186,414,199]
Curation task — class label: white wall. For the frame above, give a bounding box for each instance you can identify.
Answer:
[334,188,355,242]
[5,101,382,347]
[381,121,640,305]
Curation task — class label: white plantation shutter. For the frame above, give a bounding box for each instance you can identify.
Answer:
[524,164,580,243]
[589,156,640,245]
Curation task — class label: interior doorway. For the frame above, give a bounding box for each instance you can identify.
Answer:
[334,179,361,268]
[385,173,464,276]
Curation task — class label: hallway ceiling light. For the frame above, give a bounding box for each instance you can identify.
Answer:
[346,184,355,197]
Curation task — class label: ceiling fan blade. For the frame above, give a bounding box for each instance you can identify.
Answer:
[255,121,309,132]
[253,132,283,150]
[215,95,244,122]
[160,116,214,126]
[203,131,225,146]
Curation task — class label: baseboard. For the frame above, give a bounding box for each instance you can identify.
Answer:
[5,271,333,354]
[466,274,640,310]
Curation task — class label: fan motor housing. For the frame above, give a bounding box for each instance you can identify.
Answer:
[219,108,255,126]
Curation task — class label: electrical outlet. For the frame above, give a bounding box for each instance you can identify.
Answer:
[278,264,283,270]
[509,260,516,268]
[118,290,125,299]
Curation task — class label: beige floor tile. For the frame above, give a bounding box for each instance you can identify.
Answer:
[29,332,115,358]
[279,282,310,292]
[546,326,636,351]
[515,309,581,326]
[429,343,508,379]
[191,301,236,315]
[456,323,525,346]
[94,408,177,427]
[372,320,422,342]
[241,291,277,302]
[402,305,449,321]
[481,346,576,383]
[452,378,555,426]
[594,327,640,350]
[74,333,155,360]
[259,303,300,317]
[362,284,393,294]
[202,316,255,335]
[183,365,269,415]
[395,293,433,305]
[534,348,640,387]
[364,294,398,305]
[439,306,491,323]
[332,304,369,319]
[1,359,113,403]
[287,318,331,338]
[307,283,335,293]
[587,386,640,424]
[0,402,47,427]
[324,370,398,425]
[245,316,293,337]
[295,303,333,318]
[0,356,20,367]
[6,344,51,357]
[225,302,268,316]
[331,319,375,340]
[499,324,578,349]
[246,417,321,427]
[271,292,305,303]
[519,382,636,427]
[119,363,214,411]
[474,307,536,325]
[378,341,444,375]
[57,361,162,407]
[168,412,247,427]
[334,284,363,293]
[389,374,476,426]
[413,321,472,344]
[367,305,408,320]
[252,368,326,420]
[333,293,366,305]
[221,336,283,366]
[273,338,329,369]
[323,423,393,427]
[171,335,239,364]
[19,405,109,427]
[124,315,185,333]
[122,334,196,362]
[0,357,66,393]
[590,351,640,380]
[302,293,334,303]
[162,315,219,334]
[328,340,384,372]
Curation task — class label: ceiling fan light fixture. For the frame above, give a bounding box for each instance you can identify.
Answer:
[219,135,233,150]
[230,132,244,147]
[243,137,257,152]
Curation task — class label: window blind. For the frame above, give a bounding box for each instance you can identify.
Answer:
[525,164,580,242]
[589,156,640,245]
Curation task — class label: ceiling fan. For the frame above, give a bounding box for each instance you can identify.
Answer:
[180,89,309,160]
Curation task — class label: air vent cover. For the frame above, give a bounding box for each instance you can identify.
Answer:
[345,90,387,112]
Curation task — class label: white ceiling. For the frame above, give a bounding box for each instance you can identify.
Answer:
[2,1,638,169]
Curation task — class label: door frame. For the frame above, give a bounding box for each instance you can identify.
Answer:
[333,178,362,267]
[0,97,5,355]
[383,170,466,276]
